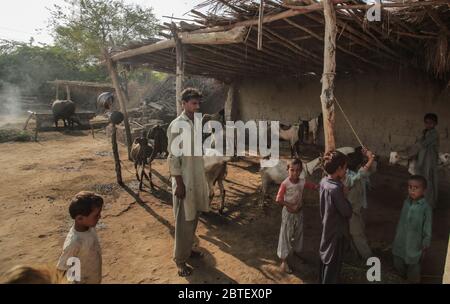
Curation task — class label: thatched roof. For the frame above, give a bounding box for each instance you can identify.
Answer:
[111,0,450,81]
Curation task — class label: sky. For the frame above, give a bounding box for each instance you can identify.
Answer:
[0,0,205,45]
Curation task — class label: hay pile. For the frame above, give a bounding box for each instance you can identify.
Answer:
[0,129,32,143]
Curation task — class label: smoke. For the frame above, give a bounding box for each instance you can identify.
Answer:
[0,81,23,126]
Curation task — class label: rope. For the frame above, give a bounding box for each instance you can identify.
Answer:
[334,97,366,149]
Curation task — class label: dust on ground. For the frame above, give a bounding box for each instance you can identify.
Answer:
[0,126,448,284]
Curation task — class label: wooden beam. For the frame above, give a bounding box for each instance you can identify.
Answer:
[321,0,337,153]
[171,24,185,116]
[258,0,264,50]
[66,85,71,101]
[103,48,133,160]
[263,28,323,65]
[189,2,335,34]
[284,18,380,67]
[285,0,449,10]
[111,26,247,62]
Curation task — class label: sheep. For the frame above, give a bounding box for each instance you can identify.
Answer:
[130,136,155,191]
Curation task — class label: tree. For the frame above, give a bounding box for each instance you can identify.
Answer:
[0,39,108,97]
[49,0,159,159]
[49,0,159,59]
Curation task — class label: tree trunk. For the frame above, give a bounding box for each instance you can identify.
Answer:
[321,0,337,153]
[103,48,133,160]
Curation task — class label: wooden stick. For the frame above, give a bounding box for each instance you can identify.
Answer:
[111,123,124,186]
[258,0,264,50]
[23,112,34,130]
[171,23,185,116]
[34,117,39,142]
[66,85,71,100]
[103,48,133,160]
[321,0,337,153]
[284,18,379,67]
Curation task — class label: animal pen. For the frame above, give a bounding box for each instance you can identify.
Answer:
[105,0,449,281]
[23,80,114,139]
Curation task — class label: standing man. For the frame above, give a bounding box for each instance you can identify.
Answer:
[167,88,210,277]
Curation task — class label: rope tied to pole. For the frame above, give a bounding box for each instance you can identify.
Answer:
[334,97,366,149]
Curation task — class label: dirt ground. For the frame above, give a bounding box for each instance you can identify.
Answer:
[0,123,448,284]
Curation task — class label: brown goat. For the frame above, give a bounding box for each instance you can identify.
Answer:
[131,137,155,191]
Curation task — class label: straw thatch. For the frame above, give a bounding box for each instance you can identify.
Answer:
[111,0,450,81]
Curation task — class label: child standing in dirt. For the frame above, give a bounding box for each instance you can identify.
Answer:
[392,175,432,283]
[276,158,318,274]
[56,191,104,284]
[344,147,376,260]
[319,150,352,284]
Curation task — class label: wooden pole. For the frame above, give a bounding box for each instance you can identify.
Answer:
[56,84,59,100]
[66,85,71,100]
[103,48,133,160]
[321,0,337,153]
[257,0,264,50]
[171,24,185,116]
[111,123,124,186]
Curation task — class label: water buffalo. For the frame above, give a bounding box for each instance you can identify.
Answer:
[51,100,81,128]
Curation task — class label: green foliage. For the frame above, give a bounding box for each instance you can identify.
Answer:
[0,39,108,96]
[0,129,32,143]
[49,0,159,59]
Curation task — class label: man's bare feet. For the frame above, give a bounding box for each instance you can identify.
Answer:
[177,263,193,277]
[190,249,204,259]
[281,261,293,274]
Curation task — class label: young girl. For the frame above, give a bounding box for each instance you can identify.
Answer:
[344,148,376,260]
[415,113,439,209]
[319,150,352,284]
[276,159,318,274]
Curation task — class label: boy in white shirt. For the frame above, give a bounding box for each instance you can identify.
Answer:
[57,191,103,284]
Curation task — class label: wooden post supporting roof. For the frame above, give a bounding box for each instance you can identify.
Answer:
[321,0,337,153]
[171,24,185,116]
[66,85,71,101]
[103,48,133,160]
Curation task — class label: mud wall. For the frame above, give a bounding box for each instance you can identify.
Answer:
[235,70,450,156]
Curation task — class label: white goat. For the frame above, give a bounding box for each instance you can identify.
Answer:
[203,147,230,214]
[390,151,450,174]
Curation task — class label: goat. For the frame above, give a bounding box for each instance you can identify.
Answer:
[202,109,229,214]
[204,148,231,214]
[130,137,155,191]
[390,150,450,174]
[147,124,168,158]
